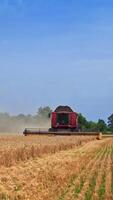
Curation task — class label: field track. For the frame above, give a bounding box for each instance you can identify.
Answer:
[0,136,113,200]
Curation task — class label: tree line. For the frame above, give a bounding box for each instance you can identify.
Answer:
[78,113,113,132]
[0,106,113,133]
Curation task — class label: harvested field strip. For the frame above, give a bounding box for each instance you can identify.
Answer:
[84,145,109,200]
[97,146,111,200]
[76,144,110,200]
[58,144,106,200]
[58,141,112,200]
[68,149,104,199]
[98,172,106,200]
[103,147,112,200]
[66,145,107,200]
[74,147,107,200]
[111,146,113,199]
[84,171,98,200]
[58,149,101,199]
[92,145,111,199]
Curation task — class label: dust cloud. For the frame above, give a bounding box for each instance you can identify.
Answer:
[0,113,51,134]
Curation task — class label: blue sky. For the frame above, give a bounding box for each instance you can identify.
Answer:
[0,0,113,121]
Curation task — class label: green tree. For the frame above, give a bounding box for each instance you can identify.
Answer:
[86,121,98,131]
[97,119,107,132]
[78,113,88,131]
[108,114,113,131]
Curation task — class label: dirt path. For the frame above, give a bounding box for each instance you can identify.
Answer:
[0,139,112,200]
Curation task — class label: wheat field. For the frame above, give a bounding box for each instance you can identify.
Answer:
[0,135,95,167]
[0,135,113,200]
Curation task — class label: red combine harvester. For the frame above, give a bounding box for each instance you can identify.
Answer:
[23,105,101,138]
[49,106,78,132]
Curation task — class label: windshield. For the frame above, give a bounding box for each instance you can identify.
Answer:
[57,113,69,125]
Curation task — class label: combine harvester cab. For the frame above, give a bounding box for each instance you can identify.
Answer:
[23,105,102,139]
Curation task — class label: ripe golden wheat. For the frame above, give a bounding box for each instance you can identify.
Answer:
[0,135,95,167]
